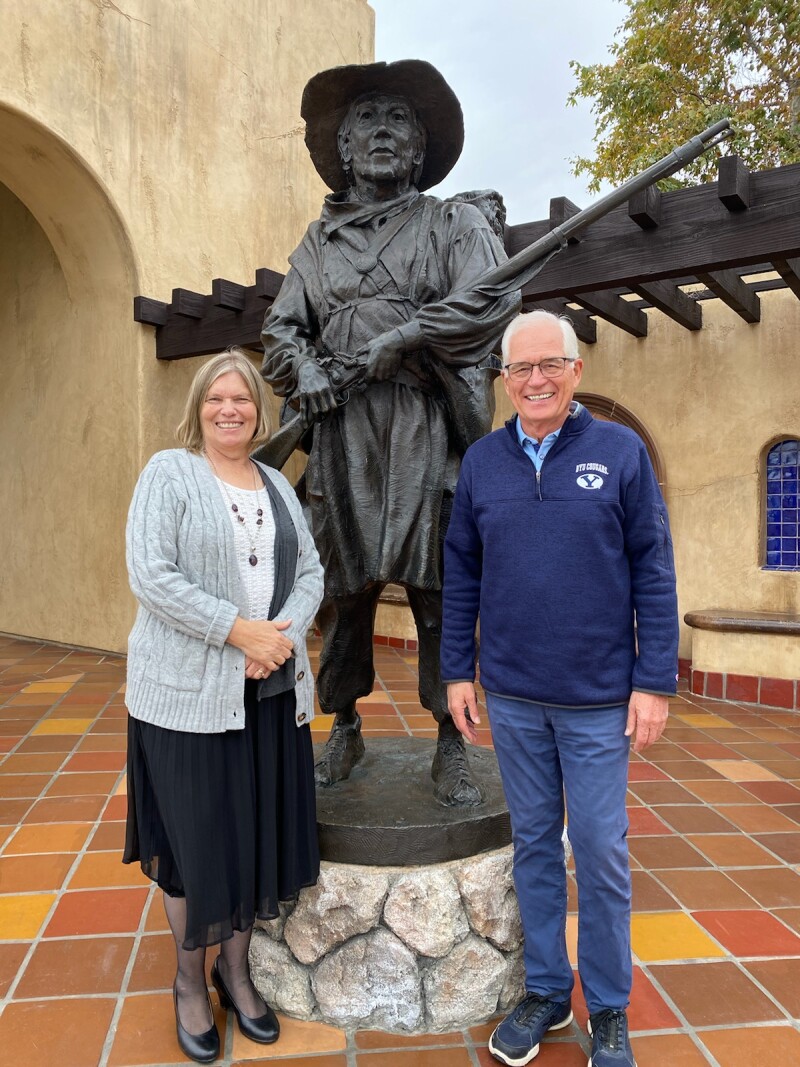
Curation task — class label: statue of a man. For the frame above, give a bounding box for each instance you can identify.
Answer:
[261,60,520,805]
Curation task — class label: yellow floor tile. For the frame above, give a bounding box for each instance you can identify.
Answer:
[4,823,91,855]
[631,912,727,962]
[706,760,781,782]
[356,691,391,704]
[23,676,82,694]
[310,718,331,733]
[0,892,57,938]
[31,718,93,735]
[675,714,737,728]
[231,1013,346,1059]
[114,775,127,796]
[566,914,578,965]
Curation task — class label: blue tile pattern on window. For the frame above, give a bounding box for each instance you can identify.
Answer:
[765,439,800,570]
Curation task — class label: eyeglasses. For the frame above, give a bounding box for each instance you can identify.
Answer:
[503,358,576,381]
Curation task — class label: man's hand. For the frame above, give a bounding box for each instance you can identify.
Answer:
[447,682,481,744]
[625,691,669,753]
[296,361,337,424]
[362,329,405,383]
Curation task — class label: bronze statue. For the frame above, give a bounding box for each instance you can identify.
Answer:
[260,60,520,805]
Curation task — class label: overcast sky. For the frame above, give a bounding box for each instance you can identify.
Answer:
[369,0,625,224]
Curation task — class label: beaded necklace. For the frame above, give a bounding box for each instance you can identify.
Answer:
[205,454,265,567]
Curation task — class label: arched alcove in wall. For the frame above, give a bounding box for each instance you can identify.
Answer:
[575,392,666,486]
[0,105,143,651]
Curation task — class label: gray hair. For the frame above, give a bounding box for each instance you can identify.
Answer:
[501,310,579,364]
[337,92,427,188]
[176,347,273,453]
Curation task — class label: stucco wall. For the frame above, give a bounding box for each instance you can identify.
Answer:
[0,0,373,651]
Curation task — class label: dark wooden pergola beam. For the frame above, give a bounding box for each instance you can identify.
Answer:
[524,297,598,345]
[633,280,702,330]
[695,270,761,323]
[772,256,800,300]
[571,290,648,337]
[510,162,800,299]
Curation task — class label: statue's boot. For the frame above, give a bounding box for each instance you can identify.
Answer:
[431,719,484,807]
[314,710,365,787]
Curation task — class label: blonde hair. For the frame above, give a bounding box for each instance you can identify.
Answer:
[176,347,273,453]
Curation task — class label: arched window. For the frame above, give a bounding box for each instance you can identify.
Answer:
[765,439,800,570]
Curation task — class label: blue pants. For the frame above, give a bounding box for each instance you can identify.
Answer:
[486,693,632,1014]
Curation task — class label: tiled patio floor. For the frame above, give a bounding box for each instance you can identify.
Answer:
[1,632,800,1066]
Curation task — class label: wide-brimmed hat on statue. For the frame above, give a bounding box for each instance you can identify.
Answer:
[301,59,464,193]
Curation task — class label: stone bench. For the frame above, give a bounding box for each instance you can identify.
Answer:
[684,609,800,709]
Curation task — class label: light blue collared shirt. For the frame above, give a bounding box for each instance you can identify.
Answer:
[515,403,582,472]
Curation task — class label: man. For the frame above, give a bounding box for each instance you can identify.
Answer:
[261,61,519,805]
[442,310,678,1066]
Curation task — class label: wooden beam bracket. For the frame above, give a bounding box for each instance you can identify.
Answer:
[772,257,800,300]
[571,290,648,337]
[718,155,751,211]
[211,278,246,312]
[696,269,761,322]
[171,288,206,319]
[254,267,285,300]
[634,280,702,330]
[549,197,582,244]
[628,185,662,230]
[133,295,168,327]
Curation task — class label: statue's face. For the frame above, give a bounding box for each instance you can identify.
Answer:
[343,94,424,187]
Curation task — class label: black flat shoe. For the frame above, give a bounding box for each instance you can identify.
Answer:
[173,983,220,1064]
[210,957,279,1044]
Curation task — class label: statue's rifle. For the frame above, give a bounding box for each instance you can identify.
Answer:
[254,118,733,471]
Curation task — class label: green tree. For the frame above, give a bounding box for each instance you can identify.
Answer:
[569,0,800,190]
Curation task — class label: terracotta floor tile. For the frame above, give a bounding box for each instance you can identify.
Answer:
[676,713,737,728]
[0,997,115,1067]
[108,990,225,1067]
[76,732,126,751]
[657,869,757,910]
[699,1024,800,1063]
[0,941,29,995]
[144,890,171,932]
[89,718,126,734]
[627,836,710,870]
[706,759,781,782]
[232,1012,347,1059]
[87,820,126,852]
[740,780,800,804]
[0,892,56,939]
[775,803,800,825]
[630,1033,713,1065]
[356,1031,465,1049]
[25,794,105,823]
[67,850,149,890]
[0,738,19,753]
[102,794,129,821]
[718,804,800,833]
[683,779,761,804]
[355,1051,477,1067]
[3,822,91,855]
[44,887,149,936]
[15,735,76,753]
[740,960,800,1023]
[14,935,134,997]
[233,1058,347,1067]
[0,773,51,799]
[0,852,76,892]
[630,870,678,911]
[627,966,681,1030]
[693,909,800,956]
[753,832,800,864]
[653,804,737,834]
[627,808,673,835]
[627,781,699,805]
[0,798,31,824]
[686,834,778,868]
[0,752,64,774]
[650,960,784,1025]
[627,763,670,782]
[660,761,726,781]
[773,907,800,935]
[476,1043,587,1066]
[44,770,119,797]
[726,866,800,907]
[126,932,176,991]
[62,750,126,772]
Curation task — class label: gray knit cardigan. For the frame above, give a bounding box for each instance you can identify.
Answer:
[125,449,324,733]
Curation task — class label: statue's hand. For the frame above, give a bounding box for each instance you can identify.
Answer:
[296,361,338,424]
[362,330,405,383]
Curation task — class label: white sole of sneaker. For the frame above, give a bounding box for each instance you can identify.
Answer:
[488,1011,574,1066]
[586,1019,637,1066]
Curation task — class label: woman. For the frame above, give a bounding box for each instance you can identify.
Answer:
[123,348,324,1063]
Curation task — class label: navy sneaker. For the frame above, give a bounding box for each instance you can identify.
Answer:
[488,992,573,1065]
[588,1009,636,1066]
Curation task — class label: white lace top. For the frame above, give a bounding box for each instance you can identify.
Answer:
[213,478,276,620]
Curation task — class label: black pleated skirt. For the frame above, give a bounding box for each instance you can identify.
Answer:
[123,682,319,950]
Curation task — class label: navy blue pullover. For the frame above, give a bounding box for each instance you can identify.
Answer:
[441,406,679,707]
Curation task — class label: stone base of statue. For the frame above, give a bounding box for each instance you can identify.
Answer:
[249,738,529,1033]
